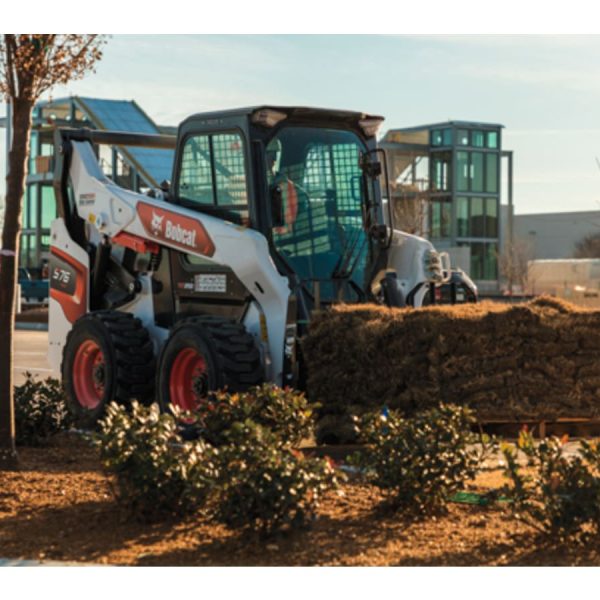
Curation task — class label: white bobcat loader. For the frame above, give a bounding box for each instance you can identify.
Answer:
[48,106,452,424]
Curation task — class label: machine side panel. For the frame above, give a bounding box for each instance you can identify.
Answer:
[48,218,90,372]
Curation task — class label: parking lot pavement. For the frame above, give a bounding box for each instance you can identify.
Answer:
[13,329,55,385]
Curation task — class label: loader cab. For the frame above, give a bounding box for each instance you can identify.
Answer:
[171,106,387,313]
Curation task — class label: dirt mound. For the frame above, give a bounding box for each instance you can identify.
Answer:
[303,297,600,430]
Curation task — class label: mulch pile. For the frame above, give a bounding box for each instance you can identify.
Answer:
[2,443,600,565]
[303,297,600,437]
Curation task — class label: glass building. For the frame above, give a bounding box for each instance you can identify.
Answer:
[380,121,513,294]
[1,96,175,273]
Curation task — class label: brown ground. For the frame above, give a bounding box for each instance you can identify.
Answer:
[1,438,599,566]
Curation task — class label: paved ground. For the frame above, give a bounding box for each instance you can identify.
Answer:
[13,329,55,385]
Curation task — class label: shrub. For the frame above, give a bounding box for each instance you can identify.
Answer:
[194,384,315,447]
[96,402,218,522]
[353,404,492,514]
[502,430,600,539]
[214,420,340,536]
[14,373,72,446]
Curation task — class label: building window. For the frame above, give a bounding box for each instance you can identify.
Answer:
[457,151,469,191]
[432,128,452,147]
[19,233,36,268]
[430,198,451,239]
[24,187,37,229]
[442,128,453,146]
[472,130,485,147]
[459,241,498,281]
[485,153,498,193]
[40,234,51,253]
[471,152,484,192]
[41,186,56,229]
[470,197,485,237]
[29,131,39,174]
[456,196,498,238]
[484,242,498,280]
[485,197,498,237]
[431,152,451,191]
[457,196,469,237]
[457,129,469,145]
[486,131,498,149]
[457,151,495,192]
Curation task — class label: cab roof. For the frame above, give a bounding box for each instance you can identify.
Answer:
[181,105,384,127]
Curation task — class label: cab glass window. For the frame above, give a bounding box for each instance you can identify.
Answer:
[213,133,248,206]
[178,135,214,205]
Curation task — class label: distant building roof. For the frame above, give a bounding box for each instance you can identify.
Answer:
[76,97,174,186]
[388,120,505,134]
[33,96,174,187]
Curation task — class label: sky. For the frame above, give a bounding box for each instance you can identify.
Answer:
[3,34,600,215]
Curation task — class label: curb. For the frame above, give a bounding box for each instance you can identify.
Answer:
[15,322,48,332]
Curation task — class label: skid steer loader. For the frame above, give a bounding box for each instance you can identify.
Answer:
[48,105,451,424]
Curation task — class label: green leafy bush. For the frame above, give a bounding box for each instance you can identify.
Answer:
[96,402,218,522]
[353,404,491,514]
[14,373,72,446]
[214,420,340,536]
[194,384,315,447]
[502,430,600,539]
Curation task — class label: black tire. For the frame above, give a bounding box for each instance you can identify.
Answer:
[62,310,155,427]
[157,316,264,413]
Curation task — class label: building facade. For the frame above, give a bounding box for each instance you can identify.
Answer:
[513,210,600,260]
[380,121,513,294]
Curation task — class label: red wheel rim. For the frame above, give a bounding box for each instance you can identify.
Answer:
[72,340,106,409]
[169,347,208,412]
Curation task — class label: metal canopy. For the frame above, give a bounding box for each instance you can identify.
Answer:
[75,97,175,187]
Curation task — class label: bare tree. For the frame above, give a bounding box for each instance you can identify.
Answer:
[0,35,104,468]
[391,184,429,236]
[574,232,600,258]
[498,239,533,295]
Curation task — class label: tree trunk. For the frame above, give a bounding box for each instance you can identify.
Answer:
[0,97,34,469]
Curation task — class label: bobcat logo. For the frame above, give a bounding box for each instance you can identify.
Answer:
[151,211,164,235]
